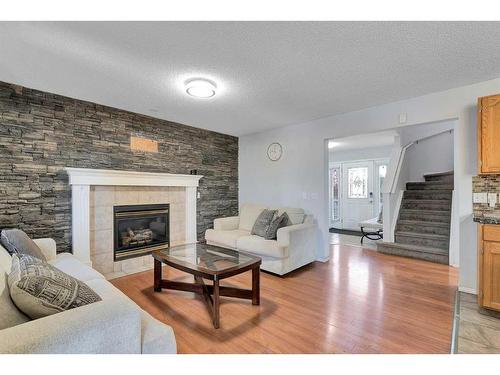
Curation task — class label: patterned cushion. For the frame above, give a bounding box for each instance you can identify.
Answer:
[276,207,304,225]
[264,212,290,240]
[251,209,277,237]
[0,229,47,261]
[239,204,266,231]
[8,254,101,319]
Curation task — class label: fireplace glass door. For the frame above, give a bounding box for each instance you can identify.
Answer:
[113,204,170,261]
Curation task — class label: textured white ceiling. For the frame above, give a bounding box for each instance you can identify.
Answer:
[1,21,500,136]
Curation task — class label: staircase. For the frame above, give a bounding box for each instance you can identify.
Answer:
[377,171,453,264]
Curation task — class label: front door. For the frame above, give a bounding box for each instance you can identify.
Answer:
[341,161,375,230]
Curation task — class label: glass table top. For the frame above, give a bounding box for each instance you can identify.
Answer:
[154,243,260,273]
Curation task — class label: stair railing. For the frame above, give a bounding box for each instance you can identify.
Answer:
[381,129,453,242]
[383,129,453,195]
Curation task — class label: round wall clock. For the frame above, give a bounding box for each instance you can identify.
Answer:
[267,142,283,161]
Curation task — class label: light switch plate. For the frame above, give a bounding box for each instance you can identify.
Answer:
[473,192,488,204]
[488,193,498,208]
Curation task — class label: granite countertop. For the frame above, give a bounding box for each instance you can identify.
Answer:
[473,216,500,224]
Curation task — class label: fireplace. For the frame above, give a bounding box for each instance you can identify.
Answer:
[113,204,170,261]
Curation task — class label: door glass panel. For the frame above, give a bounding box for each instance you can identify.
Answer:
[330,167,340,221]
[378,164,387,210]
[347,167,368,199]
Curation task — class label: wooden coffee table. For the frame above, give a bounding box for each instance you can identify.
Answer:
[152,243,261,328]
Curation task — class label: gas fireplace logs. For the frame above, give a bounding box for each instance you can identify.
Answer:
[121,227,154,247]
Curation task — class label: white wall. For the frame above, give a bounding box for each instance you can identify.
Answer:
[329,145,393,164]
[239,76,500,292]
[398,121,455,182]
[406,131,454,182]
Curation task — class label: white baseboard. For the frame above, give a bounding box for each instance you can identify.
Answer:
[458,286,477,295]
[316,256,330,263]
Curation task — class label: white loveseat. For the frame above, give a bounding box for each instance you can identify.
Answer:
[205,204,317,275]
[0,238,176,354]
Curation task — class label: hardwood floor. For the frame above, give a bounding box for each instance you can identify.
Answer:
[111,244,458,353]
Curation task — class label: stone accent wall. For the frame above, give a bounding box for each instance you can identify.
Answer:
[472,175,500,218]
[0,81,238,252]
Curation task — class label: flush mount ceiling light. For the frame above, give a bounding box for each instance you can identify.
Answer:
[185,79,216,98]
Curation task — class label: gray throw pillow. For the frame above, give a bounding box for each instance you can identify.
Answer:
[8,254,101,319]
[0,229,47,261]
[251,209,277,237]
[264,212,290,240]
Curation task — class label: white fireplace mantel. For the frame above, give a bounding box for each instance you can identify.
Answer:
[65,167,203,187]
[65,167,203,265]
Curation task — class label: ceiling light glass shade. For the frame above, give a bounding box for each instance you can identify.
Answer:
[185,79,216,98]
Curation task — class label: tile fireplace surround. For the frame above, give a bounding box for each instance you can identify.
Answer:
[65,168,202,279]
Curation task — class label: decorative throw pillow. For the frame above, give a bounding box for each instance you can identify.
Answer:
[264,212,290,240]
[0,229,47,261]
[251,209,277,237]
[8,254,101,319]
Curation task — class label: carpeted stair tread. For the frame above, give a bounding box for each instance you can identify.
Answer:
[377,241,450,264]
[408,180,453,184]
[404,189,453,194]
[377,241,449,255]
[397,220,450,228]
[403,191,453,200]
[395,230,449,241]
[424,171,454,183]
[388,171,453,264]
[406,182,454,190]
[403,199,451,204]
[399,209,451,216]
[423,170,454,179]
[399,210,451,223]
[401,199,452,210]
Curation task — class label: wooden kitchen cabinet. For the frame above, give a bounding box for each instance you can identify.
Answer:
[478,94,500,174]
[478,224,500,311]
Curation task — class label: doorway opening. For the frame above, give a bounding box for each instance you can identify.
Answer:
[327,121,455,261]
[328,131,394,249]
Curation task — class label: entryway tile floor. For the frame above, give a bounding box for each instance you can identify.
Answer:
[330,233,378,250]
[457,292,500,353]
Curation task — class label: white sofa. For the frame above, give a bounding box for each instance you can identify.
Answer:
[205,204,317,275]
[0,238,176,354]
